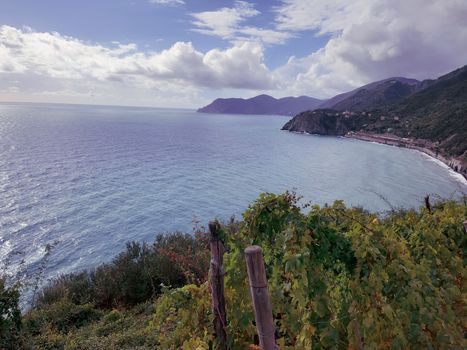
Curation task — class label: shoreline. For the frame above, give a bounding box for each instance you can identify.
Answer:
[345,132,467,182]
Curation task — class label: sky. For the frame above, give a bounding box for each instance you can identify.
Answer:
[0,0,466,108]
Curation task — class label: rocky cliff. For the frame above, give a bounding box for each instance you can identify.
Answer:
[281,110,363,135]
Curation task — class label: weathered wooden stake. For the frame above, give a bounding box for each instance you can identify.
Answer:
[424,195,431,213]
[352,320,365,350]
[463,220,467,233]
[244,245,277,350]
[209,221,228,349]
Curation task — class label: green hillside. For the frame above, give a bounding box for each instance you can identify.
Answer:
[319,77,420,111]
[387,65,467,156]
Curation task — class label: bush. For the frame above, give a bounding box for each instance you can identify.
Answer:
[0,278,22,349]
[35,272,92,308]
[55,302,157,350]
[149,283,212,349]
[24,300,102,335]
[35,232,210,309]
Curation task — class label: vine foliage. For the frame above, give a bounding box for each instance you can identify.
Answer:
[154,193,466,349]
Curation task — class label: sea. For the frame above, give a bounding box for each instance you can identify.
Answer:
[1,102,466,292]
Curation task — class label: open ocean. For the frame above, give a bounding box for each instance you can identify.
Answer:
[1,102,466,290]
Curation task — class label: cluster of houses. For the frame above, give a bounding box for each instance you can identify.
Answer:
[347,131,436,149]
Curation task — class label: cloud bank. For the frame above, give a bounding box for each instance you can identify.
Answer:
[1,0,466,106]
[0,25,274,106]
[0,25,275,89]
[273,0,467,97]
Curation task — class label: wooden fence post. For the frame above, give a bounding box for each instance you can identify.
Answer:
[209,221,228,349]
[463,220,467,233]
[352,320,365,350]
[244,245,277,350]
[424,195,431,212]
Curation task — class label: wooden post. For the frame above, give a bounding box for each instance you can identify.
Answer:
[424,195,431,213]
[209,221,227,349]
[244,246,277,350]
[352,320,365,350]
[463,220,467,233]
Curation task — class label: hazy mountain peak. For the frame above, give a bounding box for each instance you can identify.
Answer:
[198,94,323,116]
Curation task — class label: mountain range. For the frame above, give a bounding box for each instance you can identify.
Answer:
[198,76,432,116]
[317,77,422,111]
[197,94,322,116]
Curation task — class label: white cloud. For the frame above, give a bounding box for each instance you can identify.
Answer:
[0,25,276,106]
[191,1,293,44]
[275,0,359,33]
[2,1,466,106]
[149,0,185,5]
[272,0,467,97]
[115,40,275,89]
[192,1,259,37]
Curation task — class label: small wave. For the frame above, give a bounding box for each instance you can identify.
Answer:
[418,152,467,186]
[0,240,13,261]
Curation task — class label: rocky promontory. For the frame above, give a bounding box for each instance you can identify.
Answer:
[281,109,357,135]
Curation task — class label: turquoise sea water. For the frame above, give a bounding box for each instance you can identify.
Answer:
[0,103,465,286]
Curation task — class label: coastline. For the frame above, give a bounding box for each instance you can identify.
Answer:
[345,132,467,182]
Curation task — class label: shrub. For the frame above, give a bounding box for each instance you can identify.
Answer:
[0,278,22,349]
[35,232,211,309]
[24,300,102,335]
[60,302,157,350]
[35,272,92,308]
[149,283,212,349]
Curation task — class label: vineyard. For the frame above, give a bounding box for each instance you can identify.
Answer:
[1,193,466,349]
[154,193,466,349]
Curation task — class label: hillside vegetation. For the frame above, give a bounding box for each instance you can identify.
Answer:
[1,193,466,349]
[318,77,421,111]
[387,65,467,156]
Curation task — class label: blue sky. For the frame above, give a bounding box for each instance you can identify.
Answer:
[0,0,466,107]
[0,0,328,68]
